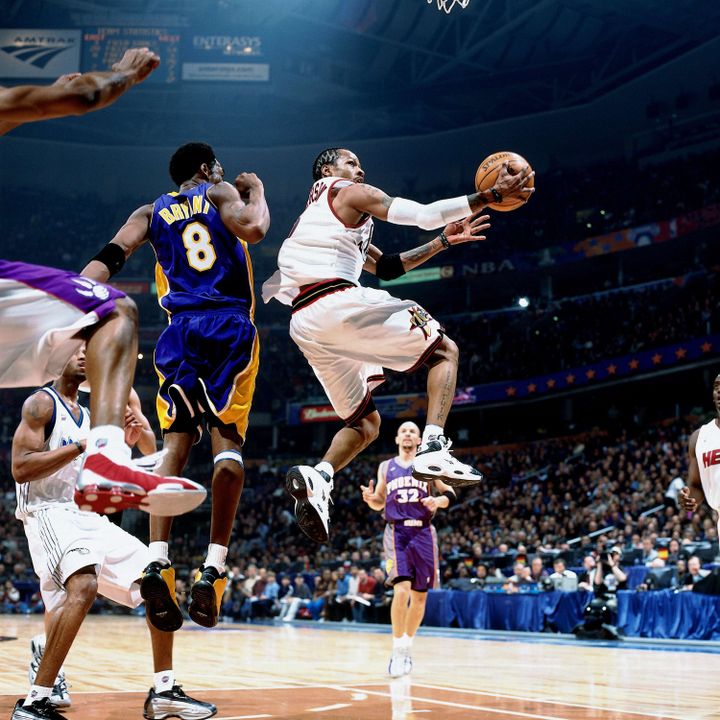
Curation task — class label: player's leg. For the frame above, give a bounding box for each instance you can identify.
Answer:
[141,431,195,633]
[187,423,245,628]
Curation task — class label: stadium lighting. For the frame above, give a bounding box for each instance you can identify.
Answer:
[518,297,530,308]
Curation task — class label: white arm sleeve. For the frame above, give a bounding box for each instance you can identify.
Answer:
[386,195,472,231]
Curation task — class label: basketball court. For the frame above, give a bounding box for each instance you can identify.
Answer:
[1,616,719,719]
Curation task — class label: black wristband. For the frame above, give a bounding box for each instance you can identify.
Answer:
[439,231,450,249]
[490,188,503,204]
[375,253,406,281]
[89,243,125,277]
[442,489,456,508]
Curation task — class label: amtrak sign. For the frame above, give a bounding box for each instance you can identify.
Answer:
[0,29,80,78]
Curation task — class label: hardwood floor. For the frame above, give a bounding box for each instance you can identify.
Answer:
[1,615,718,719]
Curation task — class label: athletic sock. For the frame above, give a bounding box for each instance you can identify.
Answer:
[392,636,404,650]
[204,543,227,574]
[421,425,444,447]
[86,425,127,456]
[148,542,170,565]
[315,461,334,479]
[24,685,52,706]
[154,669,174,694]
[403,633,413,648]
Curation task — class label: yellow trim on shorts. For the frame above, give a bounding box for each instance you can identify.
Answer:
[153,358,173,432]
[239,238,256,320]
[200,329,260,441]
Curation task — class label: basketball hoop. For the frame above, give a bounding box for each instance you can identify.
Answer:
[428,0,470,12]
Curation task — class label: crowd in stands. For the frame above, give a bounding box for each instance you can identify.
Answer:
[1,412,714,624]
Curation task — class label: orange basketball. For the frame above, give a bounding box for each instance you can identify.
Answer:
[474,151,534,212]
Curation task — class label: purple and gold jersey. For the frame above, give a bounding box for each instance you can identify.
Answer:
[384,457,433,525]
[149,183,254,318]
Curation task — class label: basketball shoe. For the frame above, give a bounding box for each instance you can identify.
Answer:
[76,444,206,516]
[143,685,217,720]
[140,562,184,632]
[188,566,227,628]
[388,646,411,678]
[11,699,65,720]
[28,635,71,708]
[412,435,483,488]
[285,465,333,543]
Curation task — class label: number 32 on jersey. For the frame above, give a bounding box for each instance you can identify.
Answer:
[182,221,216,271]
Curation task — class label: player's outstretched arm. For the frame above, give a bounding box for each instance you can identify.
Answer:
[125,387,156,455]
[12,392,85,483]
[363,211,490,278]
[336,165,533,231]
[679,430,705,513]
[81,204,152,282]
[0,47,159,134]
[210,173,270,244]
[361,462,389,511]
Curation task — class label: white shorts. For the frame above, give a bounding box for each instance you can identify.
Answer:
[0,261,123,388]
[289,284,442,423]
[23,505,150,614]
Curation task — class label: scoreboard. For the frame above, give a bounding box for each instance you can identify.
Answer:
[82,27,180,84]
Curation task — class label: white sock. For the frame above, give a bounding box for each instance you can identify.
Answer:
[403,633,413,648]
[86,425,128,456]
[154,669,174,693]
[422,425,444,446]
[204,543,227,573]
[315,461,334,479]
[149,542,170,565]
[392,636,404,650]
[25,685,52,706]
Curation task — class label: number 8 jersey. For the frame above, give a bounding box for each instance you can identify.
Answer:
[383,457,433,524]
[150,183,255,318]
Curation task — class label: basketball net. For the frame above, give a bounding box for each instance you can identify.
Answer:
[428,0,470,12]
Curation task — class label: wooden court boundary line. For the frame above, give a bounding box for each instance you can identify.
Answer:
[412,682,681,720]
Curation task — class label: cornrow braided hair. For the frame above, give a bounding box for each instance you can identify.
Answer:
[312,147,343,180]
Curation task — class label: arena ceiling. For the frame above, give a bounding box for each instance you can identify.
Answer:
[5,0,720,145]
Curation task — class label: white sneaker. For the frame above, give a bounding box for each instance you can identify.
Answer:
[28,635,71,708]
[412,435,483,488]
[285,465,333,543]
[76,445,206,516]
[388,648,409,678]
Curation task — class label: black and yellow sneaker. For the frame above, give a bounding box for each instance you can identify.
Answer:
[143,685,217,719]
[140,561,184,632]
[188,566,227,628]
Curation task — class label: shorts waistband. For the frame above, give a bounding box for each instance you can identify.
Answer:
[291,278,356,313]
[397,519,431,528]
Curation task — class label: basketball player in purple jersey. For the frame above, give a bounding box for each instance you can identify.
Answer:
[361,421,456,677]
[83,142,269,630]
[0,48,204,518]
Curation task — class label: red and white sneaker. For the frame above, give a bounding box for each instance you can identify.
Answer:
[75,447,206,517]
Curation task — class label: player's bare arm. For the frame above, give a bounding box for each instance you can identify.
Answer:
[363,211,491,275]
[126,387,156,455]
[361,461,388,511]
[336,166,532,229]
[12,392,85,484]
[0,47,159,134]
[81,204,153,282]
[209,173,270,244]
[679,429,704,513]
[422,478,456,512]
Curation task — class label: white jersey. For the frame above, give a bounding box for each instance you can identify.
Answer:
[262,176,374,305]
[15,387,89,520]
[696,419,720,511]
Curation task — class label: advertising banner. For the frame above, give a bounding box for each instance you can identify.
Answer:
[0,29,80,78]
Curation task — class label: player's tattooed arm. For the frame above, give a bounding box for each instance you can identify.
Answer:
[12,392,84,484]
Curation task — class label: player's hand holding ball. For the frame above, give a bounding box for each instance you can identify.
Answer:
[475,151,535,211]
[112,47,161,85]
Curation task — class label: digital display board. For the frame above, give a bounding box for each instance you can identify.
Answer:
[82,27,180,84]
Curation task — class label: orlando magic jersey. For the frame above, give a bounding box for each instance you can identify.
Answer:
[384,457,433,524]
[15,387,89,520]
[149,182,255,317]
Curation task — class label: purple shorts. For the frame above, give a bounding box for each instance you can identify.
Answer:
[0,260,125,387]
[383,522,439,592]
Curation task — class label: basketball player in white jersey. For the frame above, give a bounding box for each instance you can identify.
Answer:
[262,147,533,542]
[0,48,204,518]
[679,374,720,522]
[10,346,216,720]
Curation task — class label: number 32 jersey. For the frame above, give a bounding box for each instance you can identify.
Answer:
[149,182,254,318]
[383,457,433,524]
